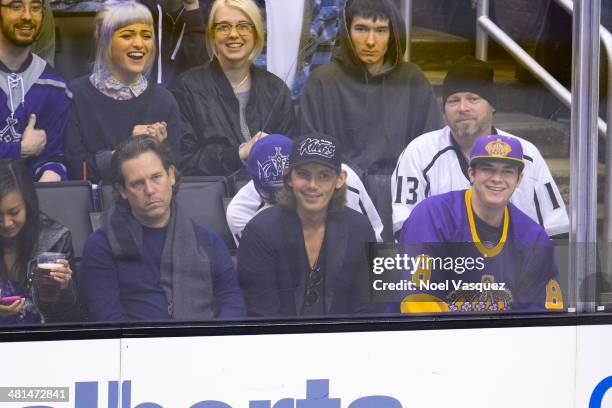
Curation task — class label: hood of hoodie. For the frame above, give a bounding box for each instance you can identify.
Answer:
[335,0,406,79]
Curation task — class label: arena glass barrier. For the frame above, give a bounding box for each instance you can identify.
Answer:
[2,1,611,406]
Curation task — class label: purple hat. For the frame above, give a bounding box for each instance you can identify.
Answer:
[289,132,342,172]
[246,134,291,201]
[469,134,524,170]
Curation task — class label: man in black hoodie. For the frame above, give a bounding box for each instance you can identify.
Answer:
[300,0,443,176]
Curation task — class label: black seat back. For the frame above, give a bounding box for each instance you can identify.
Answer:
[99,177,235,250]
[99,183,114,212]
[35,181,94,258]
[177,177,235,250]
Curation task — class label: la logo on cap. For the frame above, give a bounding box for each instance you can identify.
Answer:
[484,138,512,158]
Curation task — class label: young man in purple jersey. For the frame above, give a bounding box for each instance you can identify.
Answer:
[397,134,564,313]
[391,56,568,238]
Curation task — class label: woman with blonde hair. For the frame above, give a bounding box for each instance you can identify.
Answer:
[65,0,181,183]
[172,0,295,176]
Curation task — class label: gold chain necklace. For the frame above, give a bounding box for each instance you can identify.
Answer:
[231,73,250,91]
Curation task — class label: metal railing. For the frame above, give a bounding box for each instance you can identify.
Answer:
[401,0,412,62]
[476,0,606,311]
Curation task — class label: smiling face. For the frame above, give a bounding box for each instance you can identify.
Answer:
[468,161,522,215]
[0,0,43,48]
[118,151,176,228]
[288,163,347,217]
[444,91,494,146]
[212,5,255,68]
[349,15,390,75]
[109,22,153,84]
[0,189,26,241]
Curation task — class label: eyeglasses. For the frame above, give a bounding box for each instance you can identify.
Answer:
[304,265,322,307]
[213,22,254,36]
[0,1,43,14]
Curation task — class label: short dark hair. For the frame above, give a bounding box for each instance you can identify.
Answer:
[0,159,40,288]
[110,136,181,202]
[346,0,393,27]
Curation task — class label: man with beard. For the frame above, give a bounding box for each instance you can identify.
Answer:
[0,0,71,181]
[391,56,569,238]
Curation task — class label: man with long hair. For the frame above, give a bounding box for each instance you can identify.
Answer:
[237,133,376,317]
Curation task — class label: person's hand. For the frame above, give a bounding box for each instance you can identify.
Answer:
[132,122,168,143]
[38,170,61,182]
[20,114,46,158]
[0,298,25,316]
[50,259,72,291]
[239,131,268,161]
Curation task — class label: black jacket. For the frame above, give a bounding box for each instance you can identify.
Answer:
[299,0,444,175]
[139,0,211,87]
[172,58,295,176]
[32,213,80,323]
[237,205,376,317]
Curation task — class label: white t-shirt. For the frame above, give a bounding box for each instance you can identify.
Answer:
[227,163,384,246]
[265,0,305,89]
[391,126,569,236]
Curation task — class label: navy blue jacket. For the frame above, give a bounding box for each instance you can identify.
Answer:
[80,223,245,322]
[237,205,377,317]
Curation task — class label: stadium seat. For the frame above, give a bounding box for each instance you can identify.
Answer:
[226,174,251,196]
[35,181,94,258]
[99,177,236,250]
[98,183,114,212]
[177,177,235,250]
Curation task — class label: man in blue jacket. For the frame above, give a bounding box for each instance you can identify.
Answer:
[80,136,245,321]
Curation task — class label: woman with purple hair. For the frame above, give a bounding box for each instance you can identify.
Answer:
[65,0,181,183]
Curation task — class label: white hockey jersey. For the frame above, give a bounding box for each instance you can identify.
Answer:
[227,163,384,245]
[391,126,569,236]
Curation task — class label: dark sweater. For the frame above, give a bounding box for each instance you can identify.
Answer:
[80,223,245,322]
[65,76,181,183]
[299,0,443,175]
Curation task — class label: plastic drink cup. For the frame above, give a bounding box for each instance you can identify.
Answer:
[35,252,65,302]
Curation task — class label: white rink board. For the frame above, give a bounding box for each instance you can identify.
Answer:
[2,325,612,407]
[120,326,576,408]
[0,339,121,408]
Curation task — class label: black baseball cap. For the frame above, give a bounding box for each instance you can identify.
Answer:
[289,133,342,172]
